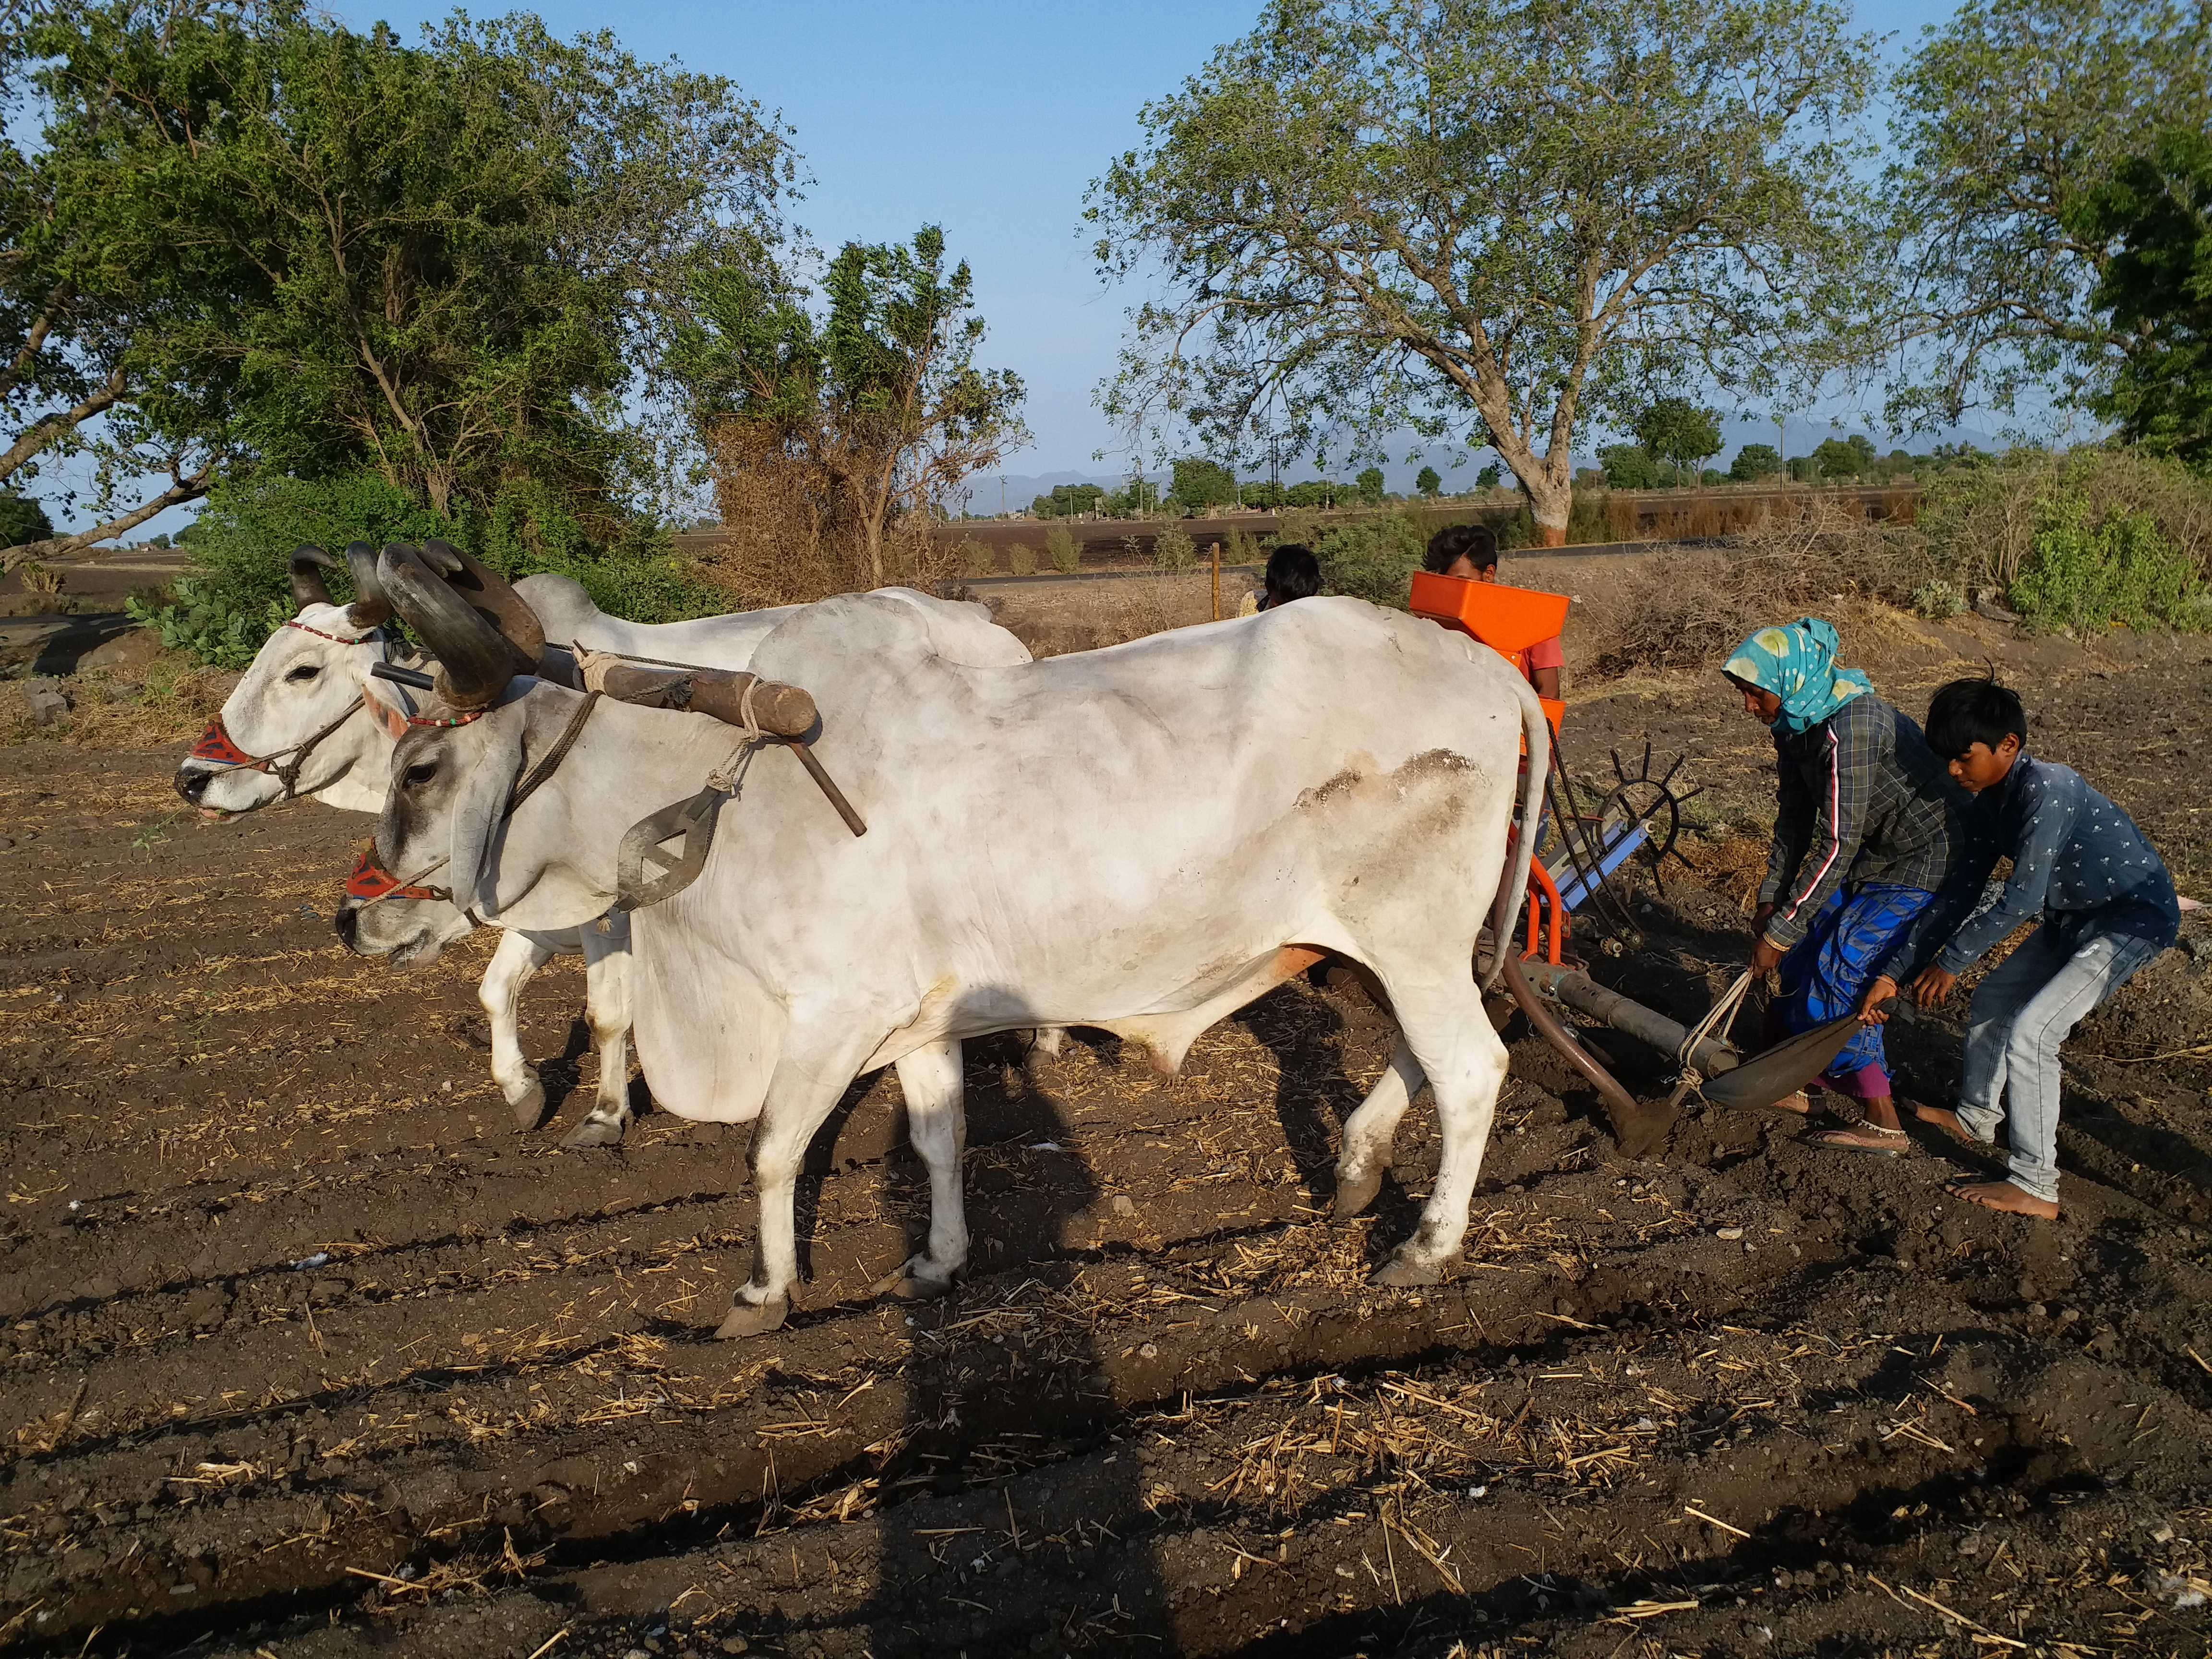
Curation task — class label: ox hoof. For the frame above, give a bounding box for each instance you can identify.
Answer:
[559,1115,626,1150]
[1333,1168,1384,1221]
[1370,1255,1443,1288]
[507,1082,548,1133]
[870,1256,956,1300]
[714,1295,791,1340]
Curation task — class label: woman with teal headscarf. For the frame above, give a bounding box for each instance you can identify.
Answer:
[1724,619,1962,1153]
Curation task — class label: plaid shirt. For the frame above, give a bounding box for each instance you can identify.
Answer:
[1759,693,1961,951]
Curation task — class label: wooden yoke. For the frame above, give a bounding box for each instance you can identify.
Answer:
[539,649,818,740]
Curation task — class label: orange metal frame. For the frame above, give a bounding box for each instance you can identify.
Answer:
[1406,572,1572,964]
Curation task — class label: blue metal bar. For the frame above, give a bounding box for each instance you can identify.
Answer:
[1554,822,1648,913]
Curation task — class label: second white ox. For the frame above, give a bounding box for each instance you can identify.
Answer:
[339,570,1546,1334]
[179,544,1029,1145]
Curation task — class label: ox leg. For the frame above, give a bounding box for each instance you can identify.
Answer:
[876,1040,968,1298]
[1333,1036,1427,1220]
[717,1035,877,1340]
[481,929,557,1131]
[1371,982,1512,1286]
[562,915,635,1150]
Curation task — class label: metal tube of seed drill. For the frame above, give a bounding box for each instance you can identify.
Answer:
[1517,961,1743,1077]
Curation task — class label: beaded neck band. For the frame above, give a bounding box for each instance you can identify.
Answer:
[285,618,381,646]
[407,707,488,729]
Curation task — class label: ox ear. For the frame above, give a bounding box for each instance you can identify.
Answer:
[447,717,528,919]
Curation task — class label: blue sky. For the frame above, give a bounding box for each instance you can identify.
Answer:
[319,0,1962,485]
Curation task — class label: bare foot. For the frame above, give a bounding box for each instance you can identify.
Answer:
[1810,1123,1911,1157]
[1949,1179,2058,1220]
[1915,1104,2003,1149]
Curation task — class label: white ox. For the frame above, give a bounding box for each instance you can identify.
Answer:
[178,548,1029,1145]
[338,571,1546,1334]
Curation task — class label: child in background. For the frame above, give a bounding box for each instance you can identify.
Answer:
[1861,677,2179,1218]
[1422,524,1563,700]
[1724,619,1960,1153]
[1238,543,1322,615]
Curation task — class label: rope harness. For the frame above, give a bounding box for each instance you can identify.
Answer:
[186,620,398,800]
[1661,967,1756,1111]
[344,691,603,912]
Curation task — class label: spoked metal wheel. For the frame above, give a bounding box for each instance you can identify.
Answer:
[1595,741,1698,896]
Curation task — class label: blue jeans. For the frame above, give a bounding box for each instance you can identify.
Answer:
[1953,916,2166,1202]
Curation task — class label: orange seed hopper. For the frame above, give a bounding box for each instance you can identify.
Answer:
[1407,572,1568,733]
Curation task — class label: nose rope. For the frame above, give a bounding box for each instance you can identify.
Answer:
[344,691,602,914]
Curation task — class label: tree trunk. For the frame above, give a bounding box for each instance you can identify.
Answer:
[1521,467,1572,548]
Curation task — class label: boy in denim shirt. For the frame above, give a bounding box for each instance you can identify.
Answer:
[1862,678,2179,1218]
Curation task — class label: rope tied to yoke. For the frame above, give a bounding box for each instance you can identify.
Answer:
[704,676,768,795]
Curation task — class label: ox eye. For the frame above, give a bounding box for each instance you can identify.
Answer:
[402,761,438,789]
[286,664,321,683]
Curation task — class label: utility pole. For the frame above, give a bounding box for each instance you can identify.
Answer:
[1775,413,1787,488]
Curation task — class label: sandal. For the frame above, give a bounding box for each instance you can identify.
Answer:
[1809,1123,1911,1157]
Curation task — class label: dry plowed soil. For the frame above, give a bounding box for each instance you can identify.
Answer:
[4,625,2212,1658]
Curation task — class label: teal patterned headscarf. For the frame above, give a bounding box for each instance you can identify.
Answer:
[1723,618,1871,734]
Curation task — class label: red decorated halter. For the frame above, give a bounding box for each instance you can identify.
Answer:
[343,847,452,905]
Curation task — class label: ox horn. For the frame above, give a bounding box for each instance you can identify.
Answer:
[378,543,517,710]
[343,541,394,629]
[415,538,545,673]
[289,546,336,609]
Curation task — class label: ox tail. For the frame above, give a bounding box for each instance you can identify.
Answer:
[1481,676,1550,991]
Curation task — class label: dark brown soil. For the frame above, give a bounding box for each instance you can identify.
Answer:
[3,613,2211,1659]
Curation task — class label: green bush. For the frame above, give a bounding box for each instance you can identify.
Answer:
[1044,524,1080,573]
[2008,493,2208,633]
[956,537,996,577]
[140,470,721,665]
[1921,447,2212,619]
[1153,523,1196,572]
[1009,542,1038,577]
[1313,509,1429,606]
[1911,577,1965,620]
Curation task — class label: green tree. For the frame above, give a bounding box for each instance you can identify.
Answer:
[1355,465,1386,504]
[1477,462,1503,489]
[1284,479,1341,508]
[1089,0,1881,544]
[1110,476,1165,516]
[1169,457,1239,512]
[1632,398,1724,485]
[228,13,793,521]
[0,0,268,572]
[676,226,1028,591]
[2073,128,2212,471]
[1239,478,1286,509]
[1730,442,1782,481]
[1599,444,1664,489]
[0,492,54,546]
[1884,0,2211,427]
[1415,464,1443,497]
[1812,435,1870,477]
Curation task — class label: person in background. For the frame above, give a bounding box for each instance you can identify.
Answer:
[1239,543,1321,615]
[1859,677,2178,1219]
[1724,618,1960,1154]
[1421,523,1562,700]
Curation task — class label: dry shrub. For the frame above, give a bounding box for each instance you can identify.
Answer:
[1582,495,1921,676]
[1009,542,1038,577]
[0,654,234,747]
[995,575,1216,658]
[695,422,955,606]
[1044,523,1081,573]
